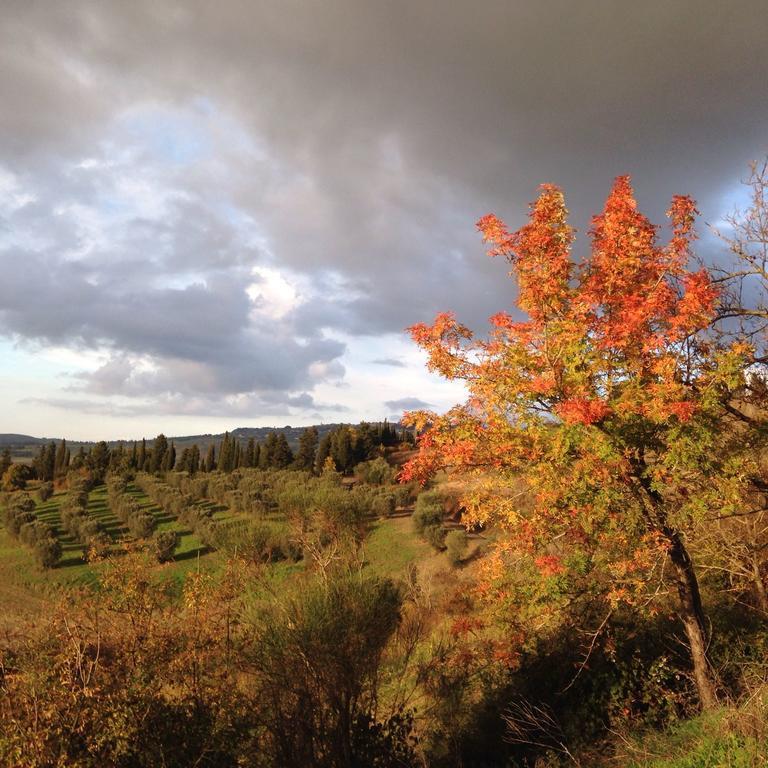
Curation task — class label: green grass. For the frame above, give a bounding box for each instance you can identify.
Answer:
[0,480,313,616]
[2,481,430,622]
[1,483,224,593]
[619,708,768,768]
[363,515,432,579]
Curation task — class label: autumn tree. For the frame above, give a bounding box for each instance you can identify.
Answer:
[401,177,762,710]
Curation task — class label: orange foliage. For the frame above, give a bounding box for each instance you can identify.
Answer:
[401,175,755,635]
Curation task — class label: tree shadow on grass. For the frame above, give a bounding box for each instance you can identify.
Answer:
[172,545,211,562]
[57,554,85,568]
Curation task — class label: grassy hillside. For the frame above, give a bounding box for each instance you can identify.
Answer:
[0,471,449,619]
[4,468,767,767]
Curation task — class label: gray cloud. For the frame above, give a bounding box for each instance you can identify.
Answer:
[23,392,349,419]
[384,397,434,412]
[371,358,406,368]
[2,0,768,421]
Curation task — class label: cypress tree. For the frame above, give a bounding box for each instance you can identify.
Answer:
[151,434,169,473]
[315,434,331,475]
[138,439,147,470]
[295,426,319,471]
[0,447,12,478]
[260,433,278,469]
[71,445,87,471]
[33,445,45,480]
[272,433,293,469]
[162,441,176,472]
[331,427,353,474]
[88,441,111,483]
[110,444,125,472]
[43,442,56,481]
[234,440,242,469]
[205,443,216,472]
[54,439,67,478]
[354,423,374,464]
[245,437,256,468]
[219,432,233,473]
[190,444,200,474]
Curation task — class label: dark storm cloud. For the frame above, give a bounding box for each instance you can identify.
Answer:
[1,0,767,413]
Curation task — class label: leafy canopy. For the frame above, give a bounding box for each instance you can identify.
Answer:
[401,176,755,611]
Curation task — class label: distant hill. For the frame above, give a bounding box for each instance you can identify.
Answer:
[0,434,49,447]
[1,421,403,459]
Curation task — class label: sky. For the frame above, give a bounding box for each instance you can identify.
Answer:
[1,0,768,440]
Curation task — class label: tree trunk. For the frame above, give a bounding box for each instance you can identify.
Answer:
[664,527,719,710]
[751,555,768,615]
[631,460,718,710]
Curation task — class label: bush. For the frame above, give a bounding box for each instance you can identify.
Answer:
[86,532,112,561]
[37,481,54,503]
[153,530,179,563]
[250,573,414,765]
[197,520,218,550]
[60,506,87,539]
[2,464,29,491]
[78,518,103,542]
[445,529,468,566]
[279,535,303,562]
[355,457,395,485]
[128,512,155,540]
[33,536,62,569]
[371,492,396,518]
[3,494,37,538]
[413,490,444,535]
[392,484,415,508]
[20,520,51,547]
[423,524,446,551]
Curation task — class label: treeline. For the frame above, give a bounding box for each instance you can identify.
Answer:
[4,421,413,491]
